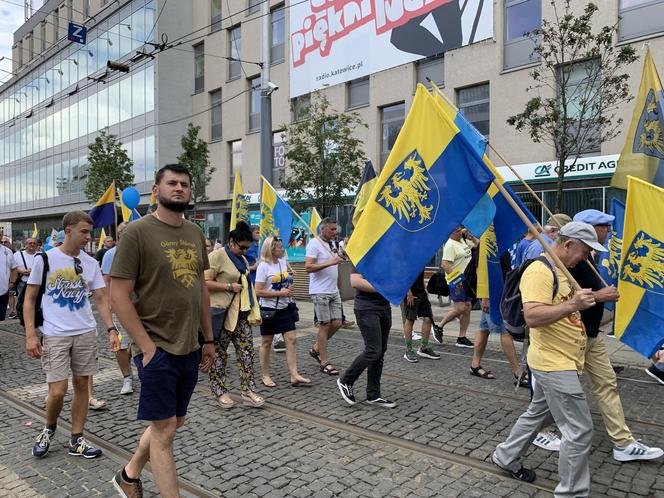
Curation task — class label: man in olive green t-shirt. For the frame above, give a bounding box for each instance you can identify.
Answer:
[110,164,214,498]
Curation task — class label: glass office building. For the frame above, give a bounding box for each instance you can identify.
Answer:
[0,0,160,233]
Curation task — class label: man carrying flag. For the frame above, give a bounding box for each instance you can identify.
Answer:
[612,48,664,188]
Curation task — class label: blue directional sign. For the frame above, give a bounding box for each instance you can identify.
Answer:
[67,22,87,45]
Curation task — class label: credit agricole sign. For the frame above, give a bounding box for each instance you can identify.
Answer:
[497,154,619,184]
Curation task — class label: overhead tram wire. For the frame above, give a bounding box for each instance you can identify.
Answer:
[144,0,168,43]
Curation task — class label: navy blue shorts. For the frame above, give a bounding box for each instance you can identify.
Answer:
[134,347,201,421]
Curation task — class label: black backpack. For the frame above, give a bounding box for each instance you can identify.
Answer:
[501,255,558,341]
[16,252,49,328]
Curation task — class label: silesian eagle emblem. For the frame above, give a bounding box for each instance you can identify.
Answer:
[633,89,664,160]
[620,231,664,294]
[376,150,439,232]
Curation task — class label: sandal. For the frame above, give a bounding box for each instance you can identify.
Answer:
[217,396,235,409]
[309,347,321,362]
[514,372,530,388]
[262,378,277,388]
[320,362,339,376]
[470,365,495,379]
[88,398,107,410]
[241,392,265,408]
[291,378,313,387]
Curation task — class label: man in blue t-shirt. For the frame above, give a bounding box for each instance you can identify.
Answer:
[245,225,260,284]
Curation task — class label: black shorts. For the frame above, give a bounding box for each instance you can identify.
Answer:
[259,307,296,336]
[134,347,201,421]
[400,293,433,322]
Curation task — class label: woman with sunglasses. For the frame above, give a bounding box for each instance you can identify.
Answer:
[204,222,263,408]
[255,236,311,388]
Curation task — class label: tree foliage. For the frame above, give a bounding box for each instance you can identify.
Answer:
[84,129,135,202]
[177,123,215,206]
[280,93,367,216]
[507,1,638,211]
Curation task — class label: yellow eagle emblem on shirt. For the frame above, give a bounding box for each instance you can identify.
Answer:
[376,150,439,232]
[620,231,664,293]
[164,248,199,288]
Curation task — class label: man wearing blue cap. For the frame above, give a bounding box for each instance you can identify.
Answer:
[571,209,663,462]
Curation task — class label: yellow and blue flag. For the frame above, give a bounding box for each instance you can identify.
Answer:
[259,176,293,242]
[117,189,141,223]
[97,228,106,253]
[615,176,664,358]
[89,181,116,228]
[433,90,536,324]
[346,85,495,304]
[230,174,250,230]
[309,207,322,235]
[145,191,157,215]
[612,49,664,189]
[598,198,625,311]
[31,223,38,238]
[351,160,377,227]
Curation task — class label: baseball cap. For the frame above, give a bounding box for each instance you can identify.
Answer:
[559,221,607,252]
[545,213,572,228]
[573,209,615,226]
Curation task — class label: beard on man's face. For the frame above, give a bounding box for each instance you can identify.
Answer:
[157,193,190,213]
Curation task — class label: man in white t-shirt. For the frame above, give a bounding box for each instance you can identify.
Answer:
[14,237,38,294]
[305,217,343,376]
[0,239,17,321]
[433,226,477,348]
[24,211,115,460]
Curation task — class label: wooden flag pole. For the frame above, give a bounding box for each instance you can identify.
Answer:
[427,81,608,288]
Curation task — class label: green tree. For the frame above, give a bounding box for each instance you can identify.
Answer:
[281,93,367,216]
[177,123,215,212]
[84,129,135,202]
[507,1,637,211]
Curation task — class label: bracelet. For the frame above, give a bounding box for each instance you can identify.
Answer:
[227,283,232,291]
[203,340,214,345]
[107,326,118,333]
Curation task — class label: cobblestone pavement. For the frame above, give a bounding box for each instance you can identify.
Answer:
[1,301,663,497]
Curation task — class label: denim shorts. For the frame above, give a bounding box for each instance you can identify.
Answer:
[134,347,201,421]
[479,311,505,334]
[449,282,472,303]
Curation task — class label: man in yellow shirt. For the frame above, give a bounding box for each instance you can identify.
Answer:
[492,222,603,497]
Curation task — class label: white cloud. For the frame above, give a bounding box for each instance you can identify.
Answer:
[0,1,46,86]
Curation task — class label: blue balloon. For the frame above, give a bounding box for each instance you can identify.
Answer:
[122,187,141,209]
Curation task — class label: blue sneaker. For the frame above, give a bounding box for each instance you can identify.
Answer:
[68,437,102,458]
[32,428,53,458]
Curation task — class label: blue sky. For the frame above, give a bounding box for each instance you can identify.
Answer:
[0,1,45,87]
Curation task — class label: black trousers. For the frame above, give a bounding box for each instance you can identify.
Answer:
[341,307,391,400]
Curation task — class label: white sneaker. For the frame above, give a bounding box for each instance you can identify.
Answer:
[613,440,664,462]
[120,377,134,395]
[533,431,561,452]
[412,332,422,341]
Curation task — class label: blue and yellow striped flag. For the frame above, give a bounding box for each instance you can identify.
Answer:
[345,85,495,304]
[351,160,377,227]
[259,176,293,242]
[309,207,322,235]
[612,49,664,189]
[615,176,664,357]
[230,175,250,230]
[97,228,106,253]
[89,181,116,228]
[433,90,536,324]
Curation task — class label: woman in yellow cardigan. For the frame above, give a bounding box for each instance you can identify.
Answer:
[205,222,263,409]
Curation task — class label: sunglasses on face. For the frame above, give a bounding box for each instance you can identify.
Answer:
[236,244,251,251]
[73,257,83,275]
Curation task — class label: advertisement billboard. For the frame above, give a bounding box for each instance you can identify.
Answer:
[289,0,493,97]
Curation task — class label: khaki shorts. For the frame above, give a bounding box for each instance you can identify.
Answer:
[312,292,343,324]
[112,313,131,350]
[41,331,98,383]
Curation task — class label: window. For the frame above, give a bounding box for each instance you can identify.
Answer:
[291,93,310,121]
[248,76,261,131]
[416,55,444,89]
[194,43,204,93]
[211,0,222,32]
[210,89,222,141]
[457,83,490,136]
[618,0,664,42]
[504,0,541,69]
[229,140,242,191]
[271,6,285,64]
[54,10,60,41]
[228,27,241,80]
[560,60,601,154]
[40,22,46,52]
[380,103,405,167]
[272,131,285,187]
[248,0,261,15]
[347,77,369,109]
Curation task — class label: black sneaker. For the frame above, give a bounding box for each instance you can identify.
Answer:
[337,379,356,406]
[366,398,396,408]
[432,324,444,343]
[645,365,664,385]
[491,453,536,482]
[272,339,286,353]
[32,428,53,458]
[455,337,474,348]
[417,347,441,360]
[68,437,102,458]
